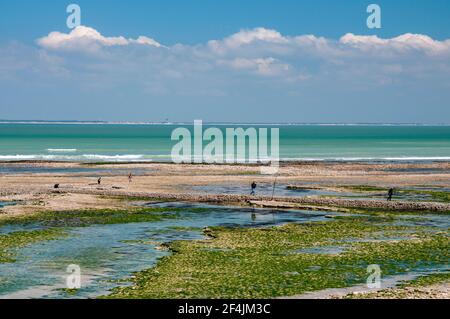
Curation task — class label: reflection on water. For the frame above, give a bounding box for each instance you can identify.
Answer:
[191,183,348,198]
[191,183,445,202]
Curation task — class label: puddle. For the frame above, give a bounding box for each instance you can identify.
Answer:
[339,236,414,244]
[184,181,450,203]
[329,192,437,202]
[383,167,447,174]
[190,183,352,198]
[394,214,450,230]
[191,182,447,202]
[0,203,333,299]
[0,202,16,209]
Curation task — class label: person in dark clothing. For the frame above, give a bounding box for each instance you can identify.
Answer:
[98,177,102,185]
[387,188,394,201]
[251,181,257,195]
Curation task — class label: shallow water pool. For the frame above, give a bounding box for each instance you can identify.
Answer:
[0,203,331,299]
[190,183,349,198]
[0,202,16,209]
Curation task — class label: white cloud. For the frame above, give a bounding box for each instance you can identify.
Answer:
[206,27,450,59]
[37,26,162,52]
[220,57,289,76]
[36,25,450,60]
[208,28,288,53]
[340,33,450,55]
[26,26,450,86]
[3,26,450,122]
[131,36,163,47]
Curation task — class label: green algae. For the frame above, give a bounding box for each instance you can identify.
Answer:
[342,185,386,192]
[0,207,183,228]
[0,228,66,263]
[106,215,449,299]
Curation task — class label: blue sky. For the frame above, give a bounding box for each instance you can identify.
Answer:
[1,0,450,123]
[2,0,450,43]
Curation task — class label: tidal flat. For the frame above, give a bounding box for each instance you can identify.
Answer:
[107,212,449,299]
[0,203,335,298]
[0,161,449,299]
[0,202,448,299]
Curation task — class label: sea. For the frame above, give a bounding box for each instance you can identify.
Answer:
[0,123,449,162]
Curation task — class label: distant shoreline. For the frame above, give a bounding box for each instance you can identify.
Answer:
[1,121,450,126]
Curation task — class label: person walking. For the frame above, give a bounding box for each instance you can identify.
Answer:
[387,188,394,201]
[128,172,133,183]
[251,181,257,195]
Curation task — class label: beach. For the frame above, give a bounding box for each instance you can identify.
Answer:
[0,125,449,299]
[0,160,449,299]
[1,160,449,215]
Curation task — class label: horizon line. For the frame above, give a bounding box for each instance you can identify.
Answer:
[0,120,450,126]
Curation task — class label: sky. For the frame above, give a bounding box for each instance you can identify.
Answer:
[0,0,449,123]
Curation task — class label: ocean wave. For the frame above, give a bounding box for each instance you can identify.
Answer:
[81,154,145,160]
[0,155,39,160]
[47,149,78,153]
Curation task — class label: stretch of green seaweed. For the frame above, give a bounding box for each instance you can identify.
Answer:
[0,207,188,228]
[107,215,449,299]
[0,228,66,263]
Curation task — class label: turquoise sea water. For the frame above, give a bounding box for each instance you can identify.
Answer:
[0,124,449,162]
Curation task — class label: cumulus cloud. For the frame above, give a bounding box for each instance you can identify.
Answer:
[37,26,162,52]
[3,26,450,122]
[131,36,162,47]
[220,57,290,76]
[20,26,450,88]
[203,28,450,68]
[36,25,450,61]
[208,28,288,54]
[340,33,450,55]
